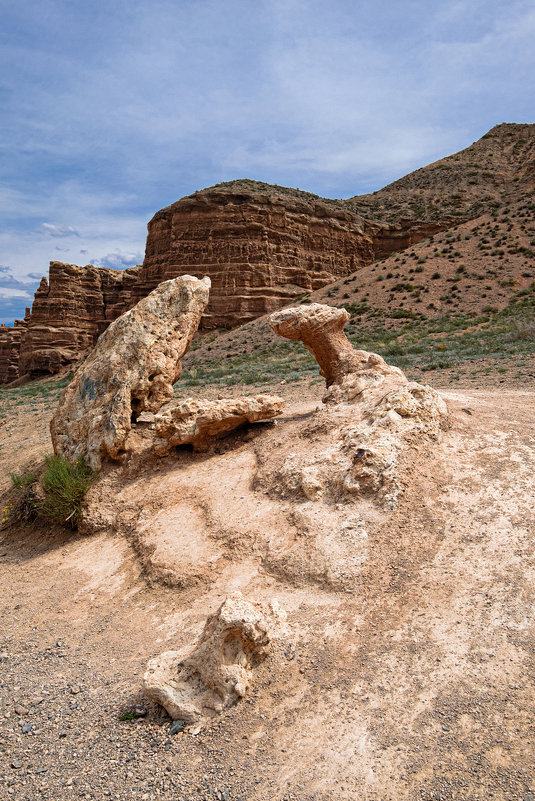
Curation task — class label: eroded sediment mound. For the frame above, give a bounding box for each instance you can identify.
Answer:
[82,302,448,589]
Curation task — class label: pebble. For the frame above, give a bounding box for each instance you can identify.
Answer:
[21,723,33,733]
[10,760,22,770]
[169,719,185,735]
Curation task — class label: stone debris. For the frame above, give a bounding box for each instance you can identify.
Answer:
[269,302,406,404]
[143,593,286,726]
[154,394,284,453]
[50,275,210,470]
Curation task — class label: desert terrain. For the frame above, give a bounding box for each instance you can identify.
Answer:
[1,123,534,801]
[1,339,534,801]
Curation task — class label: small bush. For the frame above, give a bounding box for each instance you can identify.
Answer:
[5,473,39,525]
[40,456,96,527]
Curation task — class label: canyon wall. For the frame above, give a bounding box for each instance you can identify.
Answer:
[0,317,28,384]
[136,189,379,327]
[0,188,446,383]
[17,263,140,379]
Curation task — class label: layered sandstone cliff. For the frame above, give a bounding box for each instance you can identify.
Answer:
[4,123,534,383]
[0,316,28,384]
[2,189,391,381]
[17,262,140,378]
[133,187,380,328]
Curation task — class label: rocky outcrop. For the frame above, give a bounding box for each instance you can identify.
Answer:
[50,276,210,471]
[144,593,285,726]
[265,302,448,507]
[0,316,28,384]
[18,262,140,378]
[154,395,284,453]
[135,188,379,329]
[270,303,407,404]
[6,123,533,383]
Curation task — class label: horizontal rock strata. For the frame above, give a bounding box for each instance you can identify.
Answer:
[1,189,448,382]
[0,316,28,384]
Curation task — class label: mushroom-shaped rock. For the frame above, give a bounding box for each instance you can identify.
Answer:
[143,593,286,726]
[269,302,407,404]
[154,394,284,453]
[51,275,211,470]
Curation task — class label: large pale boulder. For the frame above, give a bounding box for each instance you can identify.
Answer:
[154,394,284,453]
[50,275,210,470]
[144,593,286,726]
[269,303,406,404]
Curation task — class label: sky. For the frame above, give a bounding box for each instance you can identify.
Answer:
[1,0,534,325]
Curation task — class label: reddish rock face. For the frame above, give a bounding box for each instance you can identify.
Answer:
[0,318,27,384]
[136,189,378,328]
[17,262,140,378]
[1,190,384,381]
[0,189,449,383]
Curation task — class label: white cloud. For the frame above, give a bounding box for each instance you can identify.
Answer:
[42,223,81,238]
[0,287,32,300]
[91,251,143,269]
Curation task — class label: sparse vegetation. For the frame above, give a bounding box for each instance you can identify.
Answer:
[40,455,96,527]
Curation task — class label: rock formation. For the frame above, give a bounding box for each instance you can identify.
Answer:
[154,395,284,453]
[265,302,448,507]
[144,593,285,726]
[50,275,210,471]
[0,189,447,383]
[18,262,140,378]
[0,316,28,384]
[136,187,379,329]
[269,303,407,404]
[3,123,534,383]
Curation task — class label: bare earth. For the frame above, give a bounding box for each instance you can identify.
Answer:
[1,380,534,801]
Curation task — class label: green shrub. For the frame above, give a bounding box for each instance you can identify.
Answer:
[9,471,38,489]
[5,472,39,525]
[40,456,96,527]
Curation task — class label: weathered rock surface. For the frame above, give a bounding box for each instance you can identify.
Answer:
[154,394,284,453]
[143,593,285,725]
[50,275,210,471]
[137,187,380,329]
[18,262,141,378]
[257,381,448,511]
[270,302,407,404]
[264,303,448,508]
[0,316,28,384]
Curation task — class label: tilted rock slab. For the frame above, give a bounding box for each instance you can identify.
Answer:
[154,394,284,453]
[144,593,286,726]
[269,303,407,404]
[51,275,210,470]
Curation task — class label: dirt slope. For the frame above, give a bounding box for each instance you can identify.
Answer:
[347,122,535,223]
[1,377,535,800]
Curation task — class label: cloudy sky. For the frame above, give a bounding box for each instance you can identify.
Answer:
[1,0,534,324]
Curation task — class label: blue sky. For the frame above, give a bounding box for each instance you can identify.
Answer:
[1,0,534,324]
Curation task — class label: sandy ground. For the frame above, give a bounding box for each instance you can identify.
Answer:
[1,381,535,801]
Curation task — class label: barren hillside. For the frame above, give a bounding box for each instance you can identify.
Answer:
[347,122,535,223]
